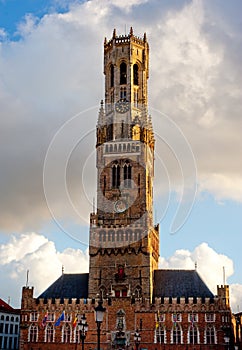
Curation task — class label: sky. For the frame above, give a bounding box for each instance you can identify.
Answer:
[0,0,241,310]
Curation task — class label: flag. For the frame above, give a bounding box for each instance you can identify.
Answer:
[41,313,48,328]
[54,311,65,326]
[73,315,78,328]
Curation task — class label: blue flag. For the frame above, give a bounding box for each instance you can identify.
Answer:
[54,312,65,326]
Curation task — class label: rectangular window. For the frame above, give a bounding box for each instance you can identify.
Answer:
[115,290,120,297]
[205,314,215,322]
[47,313,55,322]
[158,314,165,322]
[189,313,198,322]
[30,312,38,322]
[172,313,182,322]
[64,314,72,322]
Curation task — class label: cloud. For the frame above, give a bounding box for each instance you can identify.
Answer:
[0,0,241,233]
[0,232,89,307]
[159,242,241,311]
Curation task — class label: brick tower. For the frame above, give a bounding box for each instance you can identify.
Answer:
[88,28,159,301]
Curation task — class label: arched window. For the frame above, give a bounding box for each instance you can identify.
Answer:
[134,286,142,298]
[133,64,138,85]
[155,325,166,344]
[74,326,80,343]
[110,64,114,87]
[124,162,132,188]
[45,324,55,342]
[28,325,38,342]
[171,324,182,344]
[188,326,199,344]
[205,326,216,344]
[112,163,120,188]
[62,323,71,343]
[120,62,127,85]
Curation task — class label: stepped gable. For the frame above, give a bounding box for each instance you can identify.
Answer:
[38,273,89,299]
[154,269,214,298]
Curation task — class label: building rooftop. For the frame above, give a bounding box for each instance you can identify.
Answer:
[154,269,214,298]
[0,298,14,312]
[36,270,213,301]
[37,273,89,300]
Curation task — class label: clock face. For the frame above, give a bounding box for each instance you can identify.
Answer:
[114,199,127,213]
[115,100,130,114]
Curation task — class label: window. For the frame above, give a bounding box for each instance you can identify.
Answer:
[158,313,165,322]
[120,62,127,85]
[189,313,198,323]
[205,326,216,344]
[47,313,55,322]
[188,326,199,344]
[205,313,215,322]
[45,324,55,342]
[110,64,114,87]
[29,325,38,342]
[30,312,38,322]
[155,325,166,344]
[171,324,182,344]
[123,162,132,187]
[10,324,13,334]
[64,313,72,322]
[62,324,71,343]
[172,313,182,322]
[112,163,120,188]
[120,87,127,100]
[133,64,138,85]
[5,324,9,334]
[74,327,80,343]
[14,324,18,334]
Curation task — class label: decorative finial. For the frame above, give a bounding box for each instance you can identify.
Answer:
[195,261,197,270]
[104,37,107,45]
[143,32,147,42]
[113,28,116,39]
[62,265,64,275]
[100,99,104,107]
[130,27,133,36]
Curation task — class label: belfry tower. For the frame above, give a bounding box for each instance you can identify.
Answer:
[88,28,159,301]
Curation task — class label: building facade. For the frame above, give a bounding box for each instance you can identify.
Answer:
[20,28,235,350]
[0,298,20,350]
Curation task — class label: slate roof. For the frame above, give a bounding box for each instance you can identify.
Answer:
[38,273,89,300]
[153,269,214,298]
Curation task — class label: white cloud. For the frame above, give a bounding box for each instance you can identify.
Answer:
[199,173,242,203]
[0,233,89,308]
[159,242,241,311]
